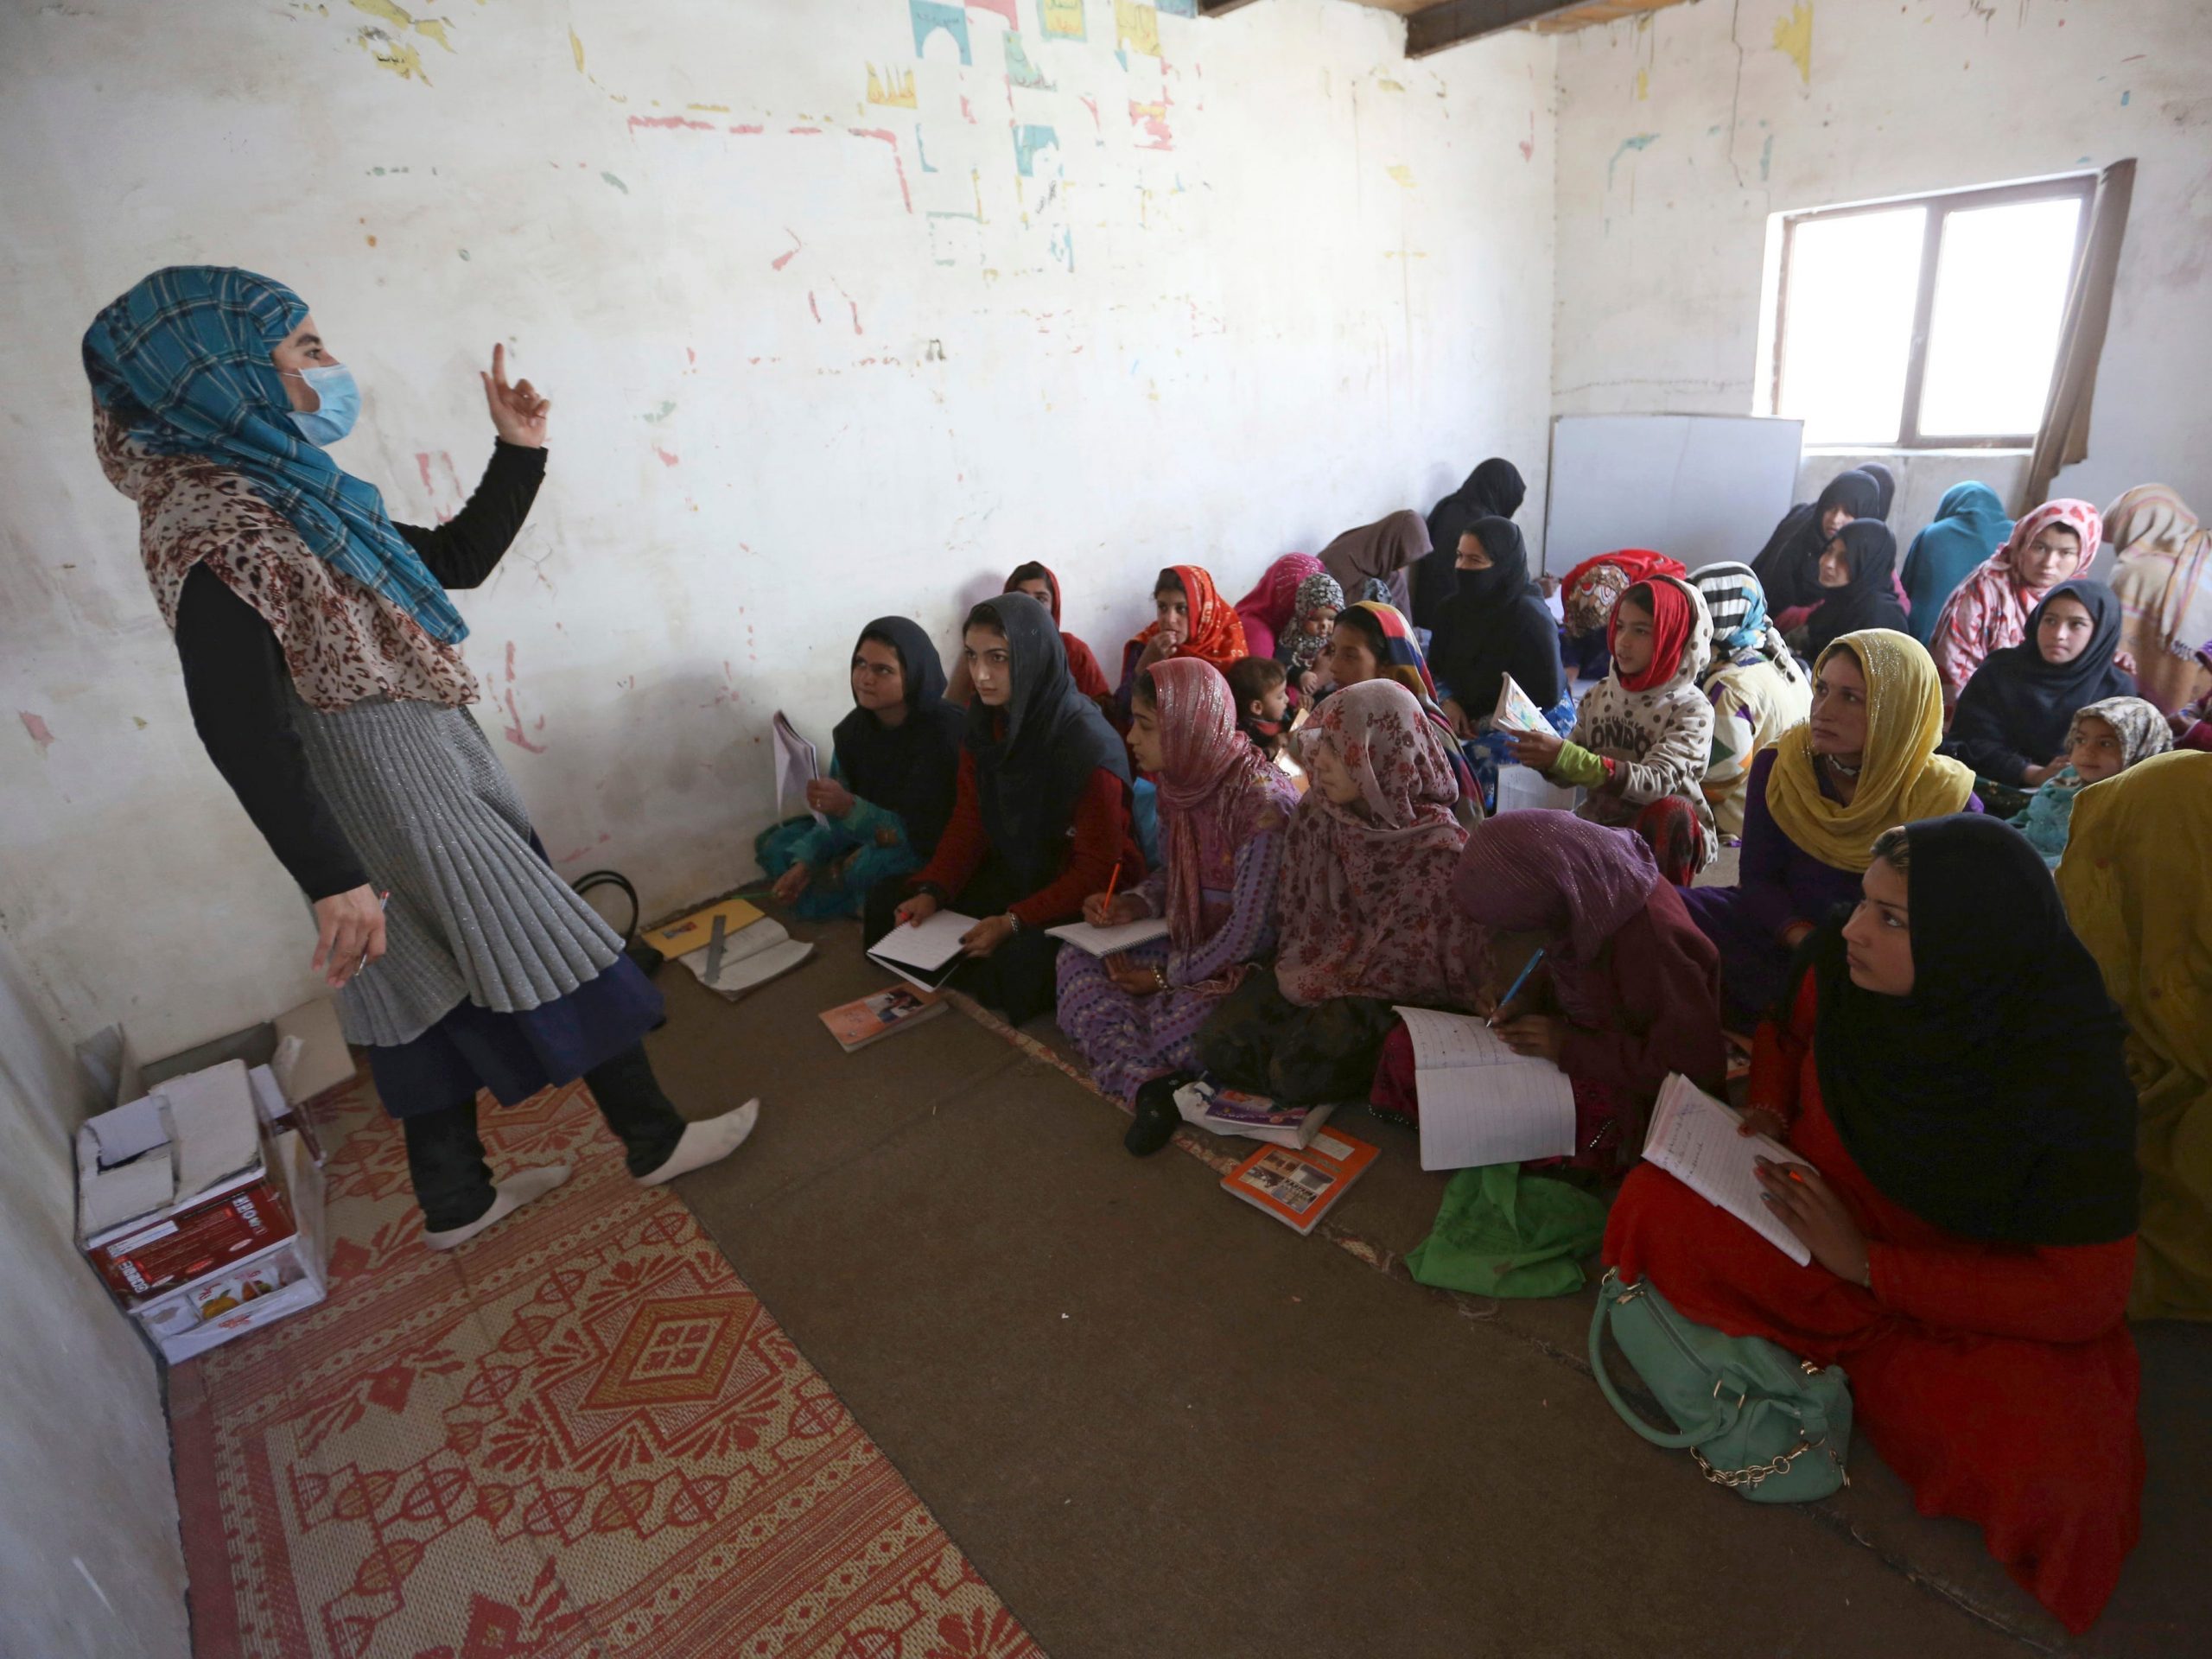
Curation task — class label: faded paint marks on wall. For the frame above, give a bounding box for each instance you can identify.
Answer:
[1771,3,1814,86]
[18,711,55,753]
[1606,131,1657,190]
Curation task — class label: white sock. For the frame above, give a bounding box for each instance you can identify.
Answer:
[636,1100,761,1186]
[422,1164,570,1251]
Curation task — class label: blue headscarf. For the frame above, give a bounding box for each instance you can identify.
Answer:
[82,266,467,644]
[1901,482,2012,650]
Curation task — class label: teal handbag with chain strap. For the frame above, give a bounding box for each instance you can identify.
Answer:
[1589,1268,1853,1503]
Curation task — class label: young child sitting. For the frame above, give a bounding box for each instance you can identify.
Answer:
[1508,575,1718,884]
[1275,572,1344,701]
[2010,696,2172,865]
[1227,654,1290,762]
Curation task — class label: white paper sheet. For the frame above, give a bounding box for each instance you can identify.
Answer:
[1045,916,1173,956]
[1393,1006,1577,1171]
[866,910,979,989]
[772,710,824,826]
[1641,1074,1812,1265]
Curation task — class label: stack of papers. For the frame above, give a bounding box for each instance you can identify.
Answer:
[772,710,823,826]
[866,911,978,990]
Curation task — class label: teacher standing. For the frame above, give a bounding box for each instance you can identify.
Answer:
[84,267,758,1248]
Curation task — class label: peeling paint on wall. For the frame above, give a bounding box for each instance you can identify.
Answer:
[1771,3,1815,86]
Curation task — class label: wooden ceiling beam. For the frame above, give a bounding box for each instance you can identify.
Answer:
[1406,0,1592,57]
[1197,1,1268,16]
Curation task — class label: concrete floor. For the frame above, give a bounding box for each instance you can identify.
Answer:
[637,915,2206,1659]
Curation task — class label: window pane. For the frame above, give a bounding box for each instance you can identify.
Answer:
[1776,207,1925,446]
[1917,197,2082,439]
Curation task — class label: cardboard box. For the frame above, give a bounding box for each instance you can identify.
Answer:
[131,1128,327,1363]
[76,1059,298,1300]
[79,996,354,1172]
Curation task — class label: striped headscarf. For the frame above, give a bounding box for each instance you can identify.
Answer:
[83,266,467,644]
[1689,560,1805,686]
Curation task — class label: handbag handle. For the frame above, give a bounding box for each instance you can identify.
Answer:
[1588,1276,1739,1451]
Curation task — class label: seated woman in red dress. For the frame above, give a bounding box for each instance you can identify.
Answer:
[1370,810,1726,1172]
[1604,815,2142,1634]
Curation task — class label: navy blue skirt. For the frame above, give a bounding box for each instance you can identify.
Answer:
[365,953,665,1117]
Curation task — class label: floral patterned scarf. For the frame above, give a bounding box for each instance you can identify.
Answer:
[92,404,479,712]
[1278,680,1486,1008]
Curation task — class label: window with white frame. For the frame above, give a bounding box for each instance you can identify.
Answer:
[1768,175,2092,449]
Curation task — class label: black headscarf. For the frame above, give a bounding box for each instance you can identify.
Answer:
[1940,580,2133,786]
[1802,816,2138,1245]
[1414,457,1528,628]
[1802,520,1906,657]
[831,617,965,858]
[1856,461,1897,521]
[1753,469,1886,610]
[1428,517,1565,711]
[964,593,1133,892]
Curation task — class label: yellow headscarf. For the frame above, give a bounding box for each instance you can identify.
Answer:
[2056,749,2212,1320]
[1764,629,1974,871]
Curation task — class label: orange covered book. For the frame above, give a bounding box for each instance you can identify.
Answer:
[1220,1126,1378,1236]
[818,986,948,1053]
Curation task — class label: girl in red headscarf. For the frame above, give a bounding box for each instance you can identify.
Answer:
[1556,549,1687,681]
[1510,575,1717,883]
[1115,564,1248,727]
[1232,552,1325,662]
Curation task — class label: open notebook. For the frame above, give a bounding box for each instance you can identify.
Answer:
[1642,1074,1811,1265]
[1394,1007,1577,1171]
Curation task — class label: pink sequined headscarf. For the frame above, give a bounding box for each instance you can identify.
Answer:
[1148,658,1295,948]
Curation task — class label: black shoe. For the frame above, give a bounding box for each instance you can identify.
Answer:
[1125,1075,1189,1157]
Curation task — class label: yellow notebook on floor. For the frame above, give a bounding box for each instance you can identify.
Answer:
[642,896,765,955]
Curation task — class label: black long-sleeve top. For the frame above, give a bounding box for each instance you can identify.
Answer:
[173,441,546,899]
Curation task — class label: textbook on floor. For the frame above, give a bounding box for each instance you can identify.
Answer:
[1173,1080,1338,1150]
[1221,1126,1377,1236]
[818,987,948,1052]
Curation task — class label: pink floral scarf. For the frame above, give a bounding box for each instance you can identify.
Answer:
[1277,679,1487,1007]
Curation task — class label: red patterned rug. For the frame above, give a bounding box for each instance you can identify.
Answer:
[169,1076,1043,1659]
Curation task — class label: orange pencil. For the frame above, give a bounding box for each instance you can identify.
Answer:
[1103,864,1121,906]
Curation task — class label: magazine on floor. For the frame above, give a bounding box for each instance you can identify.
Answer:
[1172,1079,1338,1150]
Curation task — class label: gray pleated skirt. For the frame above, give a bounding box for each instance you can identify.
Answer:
[292,693,624,1047]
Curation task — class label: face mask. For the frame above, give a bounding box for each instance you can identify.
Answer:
[283,363,359,446]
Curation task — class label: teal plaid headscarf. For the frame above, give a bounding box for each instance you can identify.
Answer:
[82,266,467,644]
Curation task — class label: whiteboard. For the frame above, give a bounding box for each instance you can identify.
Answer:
[1541,415,1805,575]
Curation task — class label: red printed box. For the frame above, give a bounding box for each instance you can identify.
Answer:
[77,1059,297,1300]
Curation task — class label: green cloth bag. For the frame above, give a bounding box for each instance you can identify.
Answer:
[1405,1164,1611,1299]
